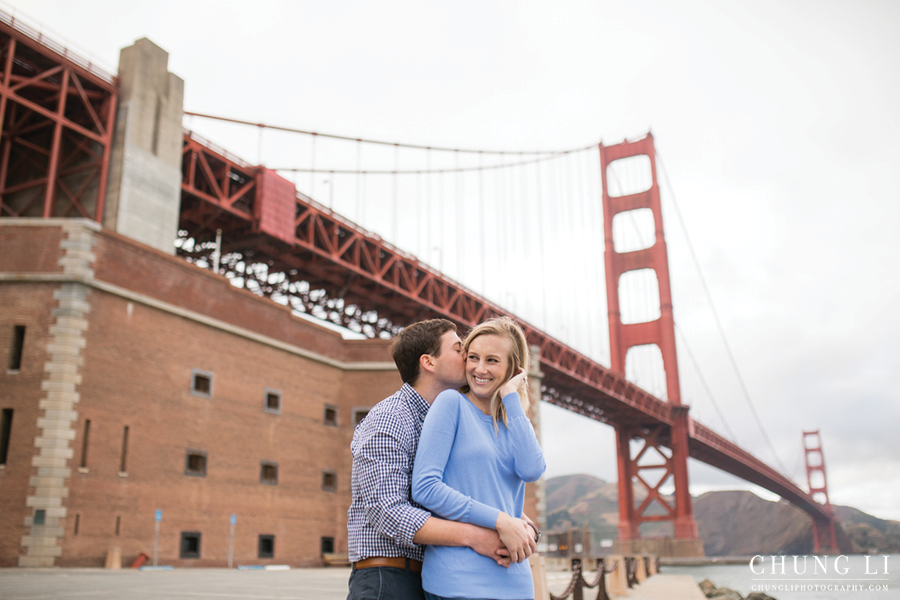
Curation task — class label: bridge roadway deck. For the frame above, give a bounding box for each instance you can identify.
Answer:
[177,133,830,525]
[0,567,704,600]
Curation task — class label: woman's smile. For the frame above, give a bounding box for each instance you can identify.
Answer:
[465,334,513,404]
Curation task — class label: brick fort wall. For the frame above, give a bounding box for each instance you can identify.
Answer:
[0,221,400,567]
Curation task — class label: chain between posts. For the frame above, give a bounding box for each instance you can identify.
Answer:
[626,556,639,588]
[549,557,620,600]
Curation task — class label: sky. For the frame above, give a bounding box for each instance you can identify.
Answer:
[12,0,900,521]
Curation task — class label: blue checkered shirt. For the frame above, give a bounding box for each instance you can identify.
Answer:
[347,383,432,562]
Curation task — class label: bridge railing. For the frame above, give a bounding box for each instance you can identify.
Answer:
[0,10,117,85]
[689,420,831,520]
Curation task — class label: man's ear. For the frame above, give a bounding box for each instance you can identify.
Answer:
[419,353,436,375]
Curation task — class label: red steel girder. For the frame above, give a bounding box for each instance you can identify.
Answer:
[0,14,117,221]
[178,131,835,531]
[179,131,678,428]
[689,421,832,521]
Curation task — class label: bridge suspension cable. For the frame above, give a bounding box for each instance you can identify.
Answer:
[184,111,598,156]
[184,112,608,357]
[656,151,791,477]
[267,149,595,174]
[674,323,738,443]
[185,111,758,435]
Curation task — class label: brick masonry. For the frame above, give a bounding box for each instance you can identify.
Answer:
[0,220,400,567]
[19,222,97,567]
[1,220,547,568]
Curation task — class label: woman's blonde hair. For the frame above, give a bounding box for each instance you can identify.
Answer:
[460,316,531,429]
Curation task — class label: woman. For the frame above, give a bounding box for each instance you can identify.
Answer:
[412,316,546,600]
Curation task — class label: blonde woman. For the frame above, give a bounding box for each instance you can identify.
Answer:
[412,316,545,600]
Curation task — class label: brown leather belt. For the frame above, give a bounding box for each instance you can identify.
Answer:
[353,556,422,572]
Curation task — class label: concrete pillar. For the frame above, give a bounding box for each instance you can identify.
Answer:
[606,554,628,596]
[104,38,184,254]
[530,553,551,600]
[19,221,98,567]
[524,345,547,530]
[105,546,122,569]
[636,555,648,582]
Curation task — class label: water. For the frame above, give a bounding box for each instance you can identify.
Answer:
[663,555,898,600]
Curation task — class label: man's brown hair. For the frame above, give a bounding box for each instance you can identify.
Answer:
[391,319,458,385]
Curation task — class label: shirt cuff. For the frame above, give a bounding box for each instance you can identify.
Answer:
[468,502,501,530]
[396,506,433,549]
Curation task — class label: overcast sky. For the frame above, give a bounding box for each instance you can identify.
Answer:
[14,0,900,521]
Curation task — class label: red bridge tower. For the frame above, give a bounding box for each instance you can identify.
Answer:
[600,133,703,557]
[803,430,840,554]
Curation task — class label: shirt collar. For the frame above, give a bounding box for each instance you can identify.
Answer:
[400,382,430,419]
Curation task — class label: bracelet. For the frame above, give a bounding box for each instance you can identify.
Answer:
[526,522,542,544]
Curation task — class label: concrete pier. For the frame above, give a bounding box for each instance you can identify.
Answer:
[104,38,184,254]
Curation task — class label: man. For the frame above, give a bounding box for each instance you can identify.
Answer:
[347,319,526,600]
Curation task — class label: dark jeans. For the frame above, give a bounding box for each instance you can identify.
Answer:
[424,594,488,600]
[424,594,531,600]
[348,565,425,600]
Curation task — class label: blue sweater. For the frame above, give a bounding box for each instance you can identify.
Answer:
[412,389,546,599]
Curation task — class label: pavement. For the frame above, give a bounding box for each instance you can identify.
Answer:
[0,568,353,600]
[620,574,707,600]
[0,568,703,600]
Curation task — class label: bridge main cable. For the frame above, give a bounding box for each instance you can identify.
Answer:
[183,110,599,156]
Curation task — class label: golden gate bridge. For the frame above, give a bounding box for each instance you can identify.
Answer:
[0,12,841,558]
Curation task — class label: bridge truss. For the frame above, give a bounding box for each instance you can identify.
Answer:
[0,15,117,222]
[177,128,839,554]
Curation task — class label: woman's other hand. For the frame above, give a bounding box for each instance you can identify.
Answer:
[467,526,511,568]
[495,512,536,563]
[499,368,527,399]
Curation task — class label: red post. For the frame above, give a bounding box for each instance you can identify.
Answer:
[43,69,69,217]
[94,83,118,223]
[615,426,638,541]
[0,37,13,139]
[600,134,701,554]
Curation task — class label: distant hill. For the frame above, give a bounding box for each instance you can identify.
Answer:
[544,474,671,540]
[543,475,898,555]
[694,490,828,555]
[545,474,619,539]
[833,505,900,553]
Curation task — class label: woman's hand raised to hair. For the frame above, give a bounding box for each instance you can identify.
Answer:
[499,368,527,399]
[494,511,536,563]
